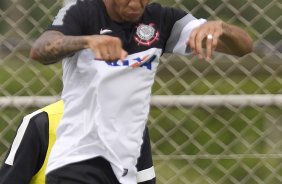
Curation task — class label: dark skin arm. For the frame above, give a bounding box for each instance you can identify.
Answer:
[188,20,253,61]
[29,30,128,64]
[30,21,252,64]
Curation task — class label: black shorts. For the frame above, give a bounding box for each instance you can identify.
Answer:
[46,157,120,184]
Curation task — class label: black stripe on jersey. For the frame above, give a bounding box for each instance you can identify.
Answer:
[137,127,156,184]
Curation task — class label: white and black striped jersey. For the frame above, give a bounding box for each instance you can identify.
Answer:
[0,110,49,184]
[0,101,155,184]
[46,0,206,183]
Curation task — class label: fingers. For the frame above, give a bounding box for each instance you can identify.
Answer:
[95,45,109,60]
[189,29,211,61]
[187,21,223,61]
[188,28,204,59]
[120,50,128,61]
[87,35,126,61]
[205,33,213,61]
[194,32,206,60]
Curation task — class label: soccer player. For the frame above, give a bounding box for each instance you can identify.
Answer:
[29,0,253,183]
[0,101,155,184]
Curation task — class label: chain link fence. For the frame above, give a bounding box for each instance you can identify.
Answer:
[1,0,282,183]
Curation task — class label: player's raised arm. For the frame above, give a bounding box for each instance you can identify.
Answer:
[29,30,88,64]
[29,30,128,65]
[188,20,253,61]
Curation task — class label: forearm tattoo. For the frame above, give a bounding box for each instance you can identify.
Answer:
[33,31,85,64]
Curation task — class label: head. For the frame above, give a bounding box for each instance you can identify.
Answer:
[104,0,150,23]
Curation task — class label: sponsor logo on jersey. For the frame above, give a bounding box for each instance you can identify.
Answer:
[134,23,159,46]
[105,54,156,70]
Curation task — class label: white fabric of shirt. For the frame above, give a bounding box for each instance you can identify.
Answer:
[47,48,161,183]
[46,14,206,184]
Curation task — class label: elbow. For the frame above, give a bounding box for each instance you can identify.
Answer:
[242,35,254,55]
[29,47,57,65]
[236,47,252,57]
[29,47,38,61]
[238,40,253,57]
[232,36,253,57]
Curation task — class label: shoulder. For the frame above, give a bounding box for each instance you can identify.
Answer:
[145,3,163,15]
[146,3,187,17]
[65,0,98,6]
[60,0,102,17]
[40,101,64,134]
[69,0,103,10]
[21,110,46,130]
[41,100,64,116]
[23,110,49,140]
[23,100,64,132]
[146,2,162,9]
[72,0,105,22]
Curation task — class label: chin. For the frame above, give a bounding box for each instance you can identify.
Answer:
[125,16,141,23]
[127,18,140,23]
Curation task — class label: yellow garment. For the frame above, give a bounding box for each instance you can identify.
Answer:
[30,100,64,184]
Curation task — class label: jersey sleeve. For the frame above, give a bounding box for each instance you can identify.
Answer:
[0,112,48,184]
[46,0,88,35]
[163,7,206,55]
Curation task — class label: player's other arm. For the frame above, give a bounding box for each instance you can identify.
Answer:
[29,31,128,65]
[188,20,253,61]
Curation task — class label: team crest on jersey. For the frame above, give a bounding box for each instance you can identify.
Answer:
[134,23,159,46]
